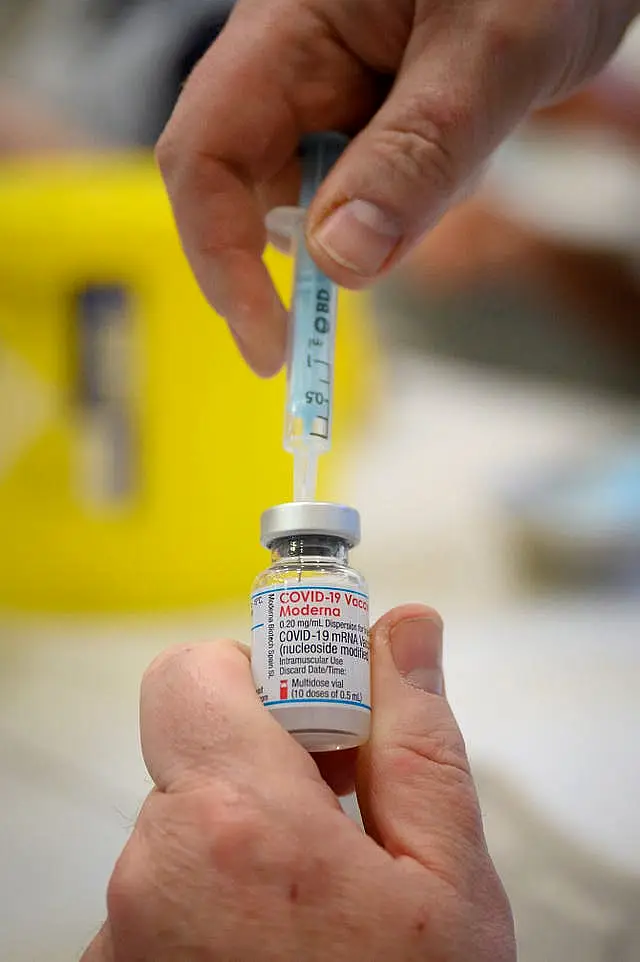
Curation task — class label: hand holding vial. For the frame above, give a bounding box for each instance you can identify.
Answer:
[81,605,515,962]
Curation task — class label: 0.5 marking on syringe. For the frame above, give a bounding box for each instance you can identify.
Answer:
[309,359,331,440]
[296,282,335,442]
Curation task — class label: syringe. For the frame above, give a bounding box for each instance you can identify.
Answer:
[274,132,349,502]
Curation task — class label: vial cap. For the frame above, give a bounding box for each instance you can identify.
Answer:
[261,502,361,549]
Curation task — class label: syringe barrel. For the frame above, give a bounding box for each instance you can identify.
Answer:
[298,132,350,207]
[284,132,349,474]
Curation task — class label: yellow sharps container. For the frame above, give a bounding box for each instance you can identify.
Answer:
[0,154,373,612]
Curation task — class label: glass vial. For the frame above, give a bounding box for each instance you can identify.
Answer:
[251,502,370,752]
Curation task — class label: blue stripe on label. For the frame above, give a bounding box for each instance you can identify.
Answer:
[251,585,368,600]
[251,624,265,631]
[264,698,371,710]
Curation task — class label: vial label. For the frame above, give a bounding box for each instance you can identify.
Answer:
[251,584,370,712]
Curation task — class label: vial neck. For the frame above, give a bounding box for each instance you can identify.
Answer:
[270,535,349,565]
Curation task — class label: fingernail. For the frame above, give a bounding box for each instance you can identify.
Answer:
[390,618,443,695]
[229,322,284,379]
[265,206,302,257]
[313,200,403,276]
[267,229,294,256]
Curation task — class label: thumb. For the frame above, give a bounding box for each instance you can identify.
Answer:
[357,604,488,884]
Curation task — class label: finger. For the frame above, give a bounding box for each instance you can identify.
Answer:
[258,166,301,217]
[260,161,301,253]
[305,7,582,287]
[156,17,293,377]
[356,604,489,889]
[264,206,305,256]
[156,0,376,376]
[140,639,324,793]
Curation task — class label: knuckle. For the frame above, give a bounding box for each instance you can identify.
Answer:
[373,115,460,201]
[143,641,248,693]
[141,642,196,694]
[196,783,337,908]
[202,781,327,874]
[106,785,265,931]
[194,783,267,862]
[155,124,209,196]
[387,735,475,804]
[106,836,151,936]
[391,718,472,776]
[141,640,244,697]
[202,782,256,832]
[382,726,486,846]
[478,0,577,84]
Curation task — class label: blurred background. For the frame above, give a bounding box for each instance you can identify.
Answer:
[1,2,639,959]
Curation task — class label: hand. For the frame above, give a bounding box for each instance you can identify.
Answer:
[81,604,514,962]
[157,0,639,376]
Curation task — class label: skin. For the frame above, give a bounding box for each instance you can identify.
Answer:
[82,605,515,961]
[157,0,640,376]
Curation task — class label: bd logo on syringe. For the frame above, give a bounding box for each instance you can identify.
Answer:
[304,286,333,439]
[314,288,331,334]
